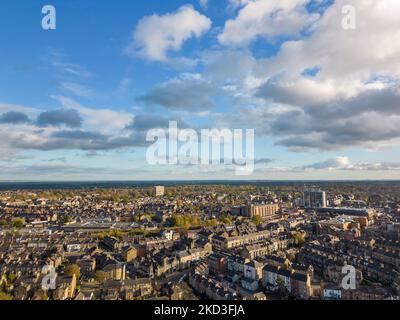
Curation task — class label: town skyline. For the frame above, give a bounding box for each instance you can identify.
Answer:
[1,182,400,301]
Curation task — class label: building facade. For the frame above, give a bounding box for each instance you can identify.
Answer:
[303,187,327,208]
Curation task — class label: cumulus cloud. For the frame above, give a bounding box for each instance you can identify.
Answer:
[52,96,133,132]
[219,0,320,46]
[256,76,338,106]
[202,50,257,84]
[36,109,82,128]
[0,99,160,153]
[0,111,31,124]
[127,114,171,131]
[127,5,211,61]
[139,74,216,110]
[0,100,196,153]
[256,0,400,94]
[126,114,190,132]
[9,128,146,152]
[208,0,400,151]
[268,87,400,150]
[52,130,108,141]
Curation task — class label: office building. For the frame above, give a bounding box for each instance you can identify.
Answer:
[303,187,327,208]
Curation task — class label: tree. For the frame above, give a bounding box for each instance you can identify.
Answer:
[0,292,12,300]
[293,232,306,248]
[59,215,72,224]
[41,293,49,301]
[12,218,24,229]
[65,264,81,279]
[276,277,290,299]
[8,273,16,283]
[219,214,232,224]
[204,219,218,227]
[95,271,107,283]
[251,215,263,226]
[170,215,201,229]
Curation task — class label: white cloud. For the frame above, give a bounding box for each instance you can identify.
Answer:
[208,0,400,151]
[139,74,216,111]
[51,96,133,132]
[259,0,400,96]
[128,5,211,61]
[202,50,257,84]
[219,0,320,46]
[0,97,161,154]
[301,156,353,171]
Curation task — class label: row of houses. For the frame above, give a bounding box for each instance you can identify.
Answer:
[262,265,312,299]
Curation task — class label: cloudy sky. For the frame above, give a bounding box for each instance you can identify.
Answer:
[2,0,400,181]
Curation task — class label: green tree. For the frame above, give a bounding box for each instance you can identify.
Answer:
[0,292,12,300]
[12,218,24,229]
[0,219,8,227]
[293,232,306,248]
[251,215,263,226]
[59,215,72,224]
[170,215,201,229]
[8,273,16,283]
[65,264,81,279]
[219,214,232,224]
[204,219,218,227]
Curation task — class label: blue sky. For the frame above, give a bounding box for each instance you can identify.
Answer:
[2,0,400,181]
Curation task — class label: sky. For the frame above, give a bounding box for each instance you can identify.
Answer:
[2,0,400,181]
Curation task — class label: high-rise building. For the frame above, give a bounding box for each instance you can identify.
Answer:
[303,187,326,208]
[154,186,165,197]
